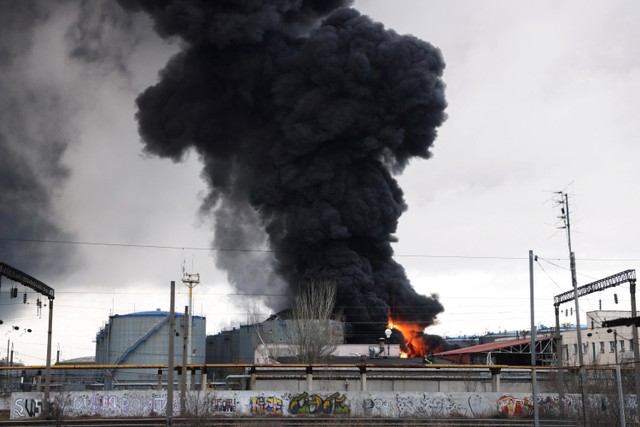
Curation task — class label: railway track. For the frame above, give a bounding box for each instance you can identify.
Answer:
[0,417,582,426]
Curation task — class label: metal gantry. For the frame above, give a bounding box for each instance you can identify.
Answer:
[553,269,636,307]
[0,262,55,413]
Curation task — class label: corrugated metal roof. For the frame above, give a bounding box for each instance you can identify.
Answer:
[435,336,549,356]
[110,311,205,319]
[56,356,95,365]
[112,311,205,319]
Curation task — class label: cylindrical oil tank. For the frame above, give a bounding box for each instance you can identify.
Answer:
[95,310,205,387]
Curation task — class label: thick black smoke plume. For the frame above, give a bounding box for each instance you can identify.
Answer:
[0,0,143,278]
[119,0,448,342]
[0,1,74,278]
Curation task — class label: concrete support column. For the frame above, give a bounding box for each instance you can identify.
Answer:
[305,366,313,391]
[250,367,257,390]
[35,371,42,392]
[190,368,196,390]
[157,369,163,390]
[359,365,367,391]
[201,367,208,391]
[490,368,501,393]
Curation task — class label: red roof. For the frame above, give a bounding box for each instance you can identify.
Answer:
[435,336,549,356]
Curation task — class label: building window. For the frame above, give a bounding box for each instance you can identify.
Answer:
[600,342,605,353]
[609,341,616,353]
[621,340,626,353]
[563,344,569,360]
[583,343,588,354]
[573,344,578,355]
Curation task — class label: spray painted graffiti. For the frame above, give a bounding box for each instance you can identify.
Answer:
[8,391,601,420]
[362,397,393,417]
[209,398,236,413]
[289,392,349,415]
[250,395,283,415]
[496,394,582,418]
[497,395,534,418]
[397,393,467,418]
[186,395,236,415]
[70,392,172,416]
[12,398,42,418]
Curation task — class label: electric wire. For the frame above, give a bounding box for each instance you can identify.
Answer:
[2,235,640,262]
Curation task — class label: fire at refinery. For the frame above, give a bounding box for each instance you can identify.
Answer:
[119,0,448,347]
[388,315,445,358]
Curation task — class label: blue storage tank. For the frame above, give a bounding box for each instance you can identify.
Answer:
[95,310,205,387]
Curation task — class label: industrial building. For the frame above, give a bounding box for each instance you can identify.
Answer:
[557,310,635,366]
[95,310,206,388]
[206,314,345,364]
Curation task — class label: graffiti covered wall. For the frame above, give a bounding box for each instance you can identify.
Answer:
[11,390,586,420]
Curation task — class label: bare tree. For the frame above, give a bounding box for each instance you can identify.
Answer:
[290,280,343,364]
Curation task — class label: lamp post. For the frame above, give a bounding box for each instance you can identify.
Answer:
[384,328,392,357]
[607,328,626,426]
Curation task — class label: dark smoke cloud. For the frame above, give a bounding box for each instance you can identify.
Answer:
[0,0,75,279]
[119,0,447,342]
[65,0,142,75]
[0,0,141,280]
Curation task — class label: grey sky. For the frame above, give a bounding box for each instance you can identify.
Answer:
[1,0,639,364]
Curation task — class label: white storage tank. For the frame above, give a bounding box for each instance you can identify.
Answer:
[95,310,205,387]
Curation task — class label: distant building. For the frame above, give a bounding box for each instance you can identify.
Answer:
[558,310,634,366]
[435,337,556,365]
[206,315,345,365]
[53,356,96,391]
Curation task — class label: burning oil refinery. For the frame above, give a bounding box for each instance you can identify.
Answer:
[118,0,449,359]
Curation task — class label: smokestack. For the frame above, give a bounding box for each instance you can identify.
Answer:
[119,1,448,342]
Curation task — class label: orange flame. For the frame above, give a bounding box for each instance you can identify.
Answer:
[387,316,431,358]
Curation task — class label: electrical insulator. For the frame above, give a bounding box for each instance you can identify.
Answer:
[570,308,573,315]
[11,287,18,298]
[565,309,568,317]
[599,299,602,310]
[614,294,619,304]
[23,292,27,304]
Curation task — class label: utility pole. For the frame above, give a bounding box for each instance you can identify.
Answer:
[180,305,189,415]
[181,271,199,391]
[630,278,640,421]
[557,192,588,425]
[529,250,539,427]
[5,339,9,392]
[167,281,175,426]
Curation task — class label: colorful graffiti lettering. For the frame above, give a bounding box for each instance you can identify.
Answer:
[289,392,349,415]
[250,395,283,415]
[497,395,534,418]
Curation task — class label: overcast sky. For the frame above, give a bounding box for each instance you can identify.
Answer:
[1,0,639,365]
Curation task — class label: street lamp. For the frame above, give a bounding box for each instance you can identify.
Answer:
[384,328,392,356]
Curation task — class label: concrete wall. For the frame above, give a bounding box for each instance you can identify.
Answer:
[249,367,550,394]
[10,390,589,420]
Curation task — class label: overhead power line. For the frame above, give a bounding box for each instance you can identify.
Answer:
[2,236,639,262]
